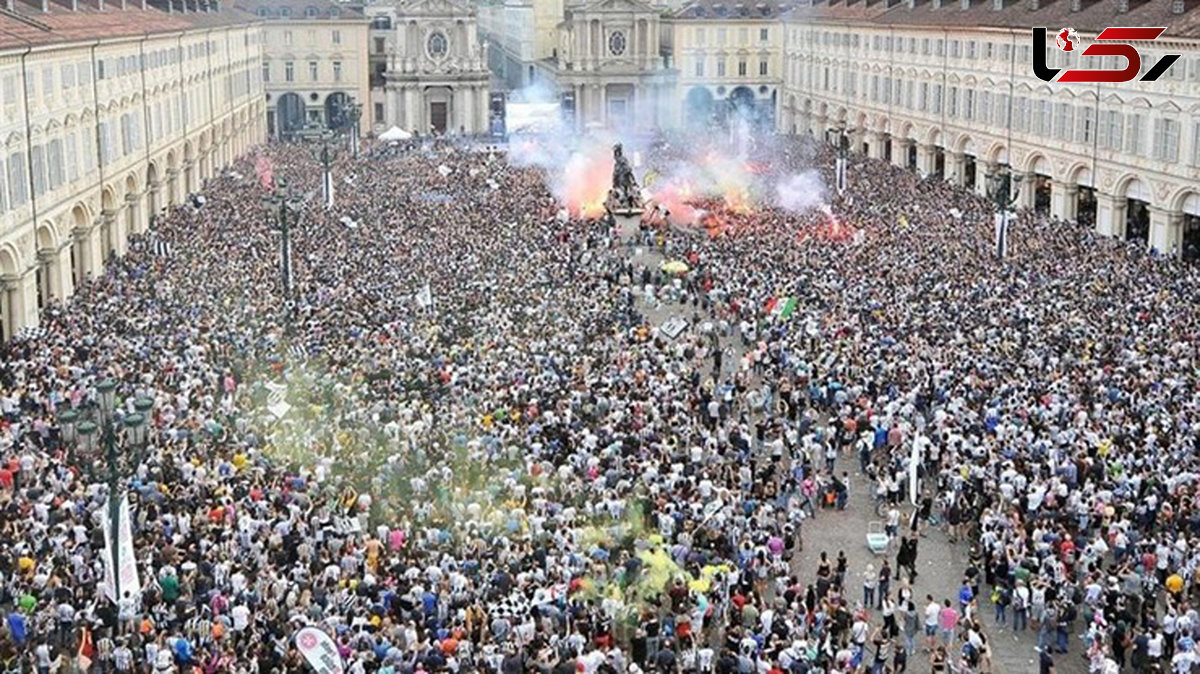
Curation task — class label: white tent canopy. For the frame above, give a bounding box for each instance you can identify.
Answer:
[379,126,413,141]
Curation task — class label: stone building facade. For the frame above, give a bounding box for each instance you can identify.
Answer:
[779,0,1200,258]
[669,0,786,130]
[365,0,492,136]
[0,0,266,339]
[245,0,370,138]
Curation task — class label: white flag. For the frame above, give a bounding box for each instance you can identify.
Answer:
[294,627,345,674]
[415,283,433,309]
[102,493,140,605]
[908,440,921,505]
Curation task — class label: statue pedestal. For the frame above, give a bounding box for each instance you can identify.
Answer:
[615,215,640,243]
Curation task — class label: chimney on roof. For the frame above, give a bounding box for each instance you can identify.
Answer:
[1115,0,1128,10]
[41,0,48,12]
[992,0,1001,8]
[1028,0,1039,8]
[931,0,941,7]
[1070,0,1080,10]
[1172,0,1184,12]
[907,0,916,7]
[960,0,968,8]
[120,0,126,9]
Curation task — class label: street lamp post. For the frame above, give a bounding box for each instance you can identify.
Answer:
[316,130,337,209]
[58,381,154,613]
[262,178,304,329]
[986,164,1022,258]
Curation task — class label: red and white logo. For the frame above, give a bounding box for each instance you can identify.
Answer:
[1056,27,1078,52]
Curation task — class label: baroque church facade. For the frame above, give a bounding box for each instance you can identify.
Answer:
[552,0,677,131]
[364,0,493,135]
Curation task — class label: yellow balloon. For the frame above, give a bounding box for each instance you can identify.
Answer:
[1167,574,1184,594]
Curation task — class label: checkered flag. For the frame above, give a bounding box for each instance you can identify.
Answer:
[15,325,47,341]
[490,593,530,621]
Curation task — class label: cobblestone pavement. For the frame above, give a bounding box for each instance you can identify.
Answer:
[619,219,1084,673]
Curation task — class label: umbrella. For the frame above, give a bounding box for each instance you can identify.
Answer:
[660,260,689,274]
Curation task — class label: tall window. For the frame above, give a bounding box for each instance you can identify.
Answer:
[1054,102,1073,140]
[284,31,293,46]
[717,59,726,77]
[1098,110,1123,150]
[694,57,704,77]
[309,61,319,81]
[7,153,27,207]
[1125,113,1144,155]
[48,139,63,190]
[65,134,78,182]
[333,62,342,81]
[759,60,767,76]
[948,87,958,116]
[0,157,6,214]
[261,62,270,83]
[1192,121,1200,166]
[30,145,46,197]
[1153,118,1180,161]
[285,61,295,82]
[1076,106,1095,144]
[1039,100,1053,136]
[332,30,342,45]
[759,28,769,42]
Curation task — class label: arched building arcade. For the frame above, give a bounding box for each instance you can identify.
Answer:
[0,2,267,339]
[780,1,1200,257]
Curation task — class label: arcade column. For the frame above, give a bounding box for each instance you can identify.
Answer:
[477,86,489,136]
[1095,192,1127,239]
[977,163,997,199]
[892,139,911,169]
[869,132,887,161]
[46,241,74,302]
[946,152,965,187]
[1018,172,1037,211]
[1149,206,1184,256]
[1050,180,1078,222]
[1,267,38,335]
[916,143,936,177]
[73,225,101,282]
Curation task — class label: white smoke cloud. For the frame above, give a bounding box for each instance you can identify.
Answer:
[775,170,827,213]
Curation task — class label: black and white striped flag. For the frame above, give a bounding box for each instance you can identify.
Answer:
[153,240,173,258]
[15,325,47,341]
[288,344,306,360]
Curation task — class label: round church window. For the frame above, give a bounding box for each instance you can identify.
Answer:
[428,31,449,58]
[608,31,626,56]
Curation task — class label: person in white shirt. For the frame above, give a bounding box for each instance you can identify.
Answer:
[925,596,941,651]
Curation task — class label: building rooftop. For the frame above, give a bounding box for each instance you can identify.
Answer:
[0,0,256,49]
[675,0,795,18]
[238,0,364,21]
[783,0,1200,38]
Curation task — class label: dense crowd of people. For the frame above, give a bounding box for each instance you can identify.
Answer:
[0,130,1195,674]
